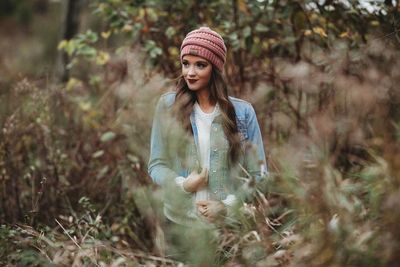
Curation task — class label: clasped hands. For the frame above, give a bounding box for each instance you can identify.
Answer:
[182,167,226,222]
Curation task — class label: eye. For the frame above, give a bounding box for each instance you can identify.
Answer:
[182,61,189,67]
[196,62,207,69]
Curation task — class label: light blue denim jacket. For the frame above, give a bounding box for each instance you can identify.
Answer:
[148,92,267,222]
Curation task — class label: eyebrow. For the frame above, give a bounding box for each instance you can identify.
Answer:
[182,59,209,64]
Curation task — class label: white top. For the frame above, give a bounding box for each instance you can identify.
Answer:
[175,102,236,211]
[193,101,219,201]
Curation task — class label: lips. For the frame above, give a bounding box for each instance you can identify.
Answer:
[187,79,198,84]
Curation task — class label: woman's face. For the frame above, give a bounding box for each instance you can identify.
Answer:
[182,55,212,92]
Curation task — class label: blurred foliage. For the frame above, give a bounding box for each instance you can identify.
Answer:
[0,0,62,86]
[1,0,400,266]
[62,0,400,93]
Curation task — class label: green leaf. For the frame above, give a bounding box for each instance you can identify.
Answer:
[243,26,251,38]
[255,23,269,33]
[85,30,99,43]
[97,166,109,179]
[65,40,77,56]
[165,26,176,39]
[92,150,104,158]
[77,46,97,58]
[228,32,238,41]
[150,47,162,59]
[145,40,156,50]
[100,131,116,142]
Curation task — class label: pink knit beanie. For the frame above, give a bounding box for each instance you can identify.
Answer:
[180,27,227,72]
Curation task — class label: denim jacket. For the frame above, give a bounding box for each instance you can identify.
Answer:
[148,92,267,222]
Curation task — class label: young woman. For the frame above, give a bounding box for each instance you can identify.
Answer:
[148,27,267,225]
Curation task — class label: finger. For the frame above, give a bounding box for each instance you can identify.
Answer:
[196,200,208,206]
[198,206,206,213]
[199,208,208,217]
[200,167,208,179]
[197,205,207,211]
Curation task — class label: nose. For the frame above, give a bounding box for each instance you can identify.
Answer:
[187,65,196,77]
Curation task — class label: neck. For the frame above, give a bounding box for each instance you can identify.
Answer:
[196,89,215,113]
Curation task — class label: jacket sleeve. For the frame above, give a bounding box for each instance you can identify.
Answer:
[148,96,180,186]
[244,104,267,181]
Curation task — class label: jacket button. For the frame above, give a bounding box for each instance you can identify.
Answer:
[214,127,218,131]
[213,148,218,152]
[212,170,216,173]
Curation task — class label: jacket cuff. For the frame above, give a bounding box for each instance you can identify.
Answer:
[175,176,191,194]
[221,194,237,207]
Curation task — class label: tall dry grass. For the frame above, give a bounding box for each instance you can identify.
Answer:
[1,38,400,266]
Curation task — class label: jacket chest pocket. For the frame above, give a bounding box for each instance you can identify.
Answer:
[214,118,248,147]
[237,117,248,142]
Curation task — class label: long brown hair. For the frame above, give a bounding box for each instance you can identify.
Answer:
[173,68,242,164]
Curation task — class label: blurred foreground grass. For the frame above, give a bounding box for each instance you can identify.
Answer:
[1,41,400,266]
[1,1,400,266]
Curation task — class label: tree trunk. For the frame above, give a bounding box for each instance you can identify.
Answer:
[56,0,83,83]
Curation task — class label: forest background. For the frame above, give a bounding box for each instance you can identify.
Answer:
[1,0,400,266]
